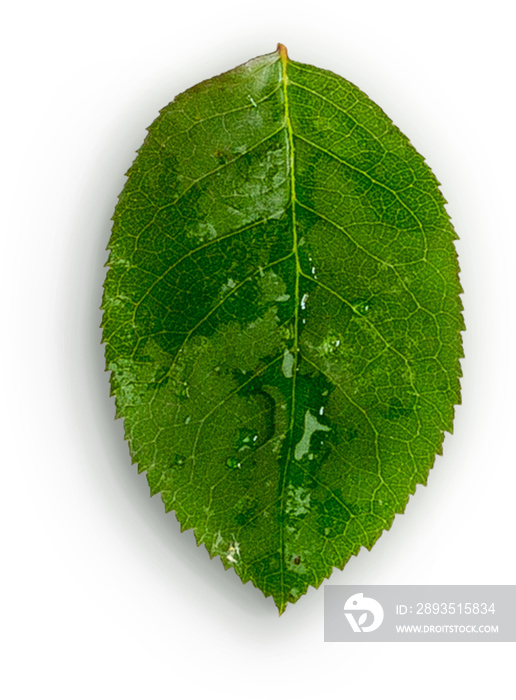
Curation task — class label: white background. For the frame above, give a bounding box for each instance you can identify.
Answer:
[3,1,515,697]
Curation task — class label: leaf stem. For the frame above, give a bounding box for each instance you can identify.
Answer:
[277,43,289,61]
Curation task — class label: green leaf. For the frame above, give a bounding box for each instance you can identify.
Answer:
[102,45,463,613]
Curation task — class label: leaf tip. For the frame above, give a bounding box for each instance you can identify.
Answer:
[276,600,287,616]
[277,43,288,62]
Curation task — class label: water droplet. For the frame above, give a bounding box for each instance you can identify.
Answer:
[179,381,190,399]
[234,428,259,452]
[184,415,191,424]
[319,332,342,356]
[226,457,242,469]
[294,410,330,460]
[353,300,372,316]
[319,406,325,416]
[285,485,311,516]
[300,293,309,310]
[282,348,295,378]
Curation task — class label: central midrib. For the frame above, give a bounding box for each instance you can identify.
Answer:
[278,45,301,607]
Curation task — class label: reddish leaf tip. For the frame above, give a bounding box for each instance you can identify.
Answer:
[277,43,288,62]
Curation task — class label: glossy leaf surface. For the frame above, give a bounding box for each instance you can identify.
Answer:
[102,46,463,612]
